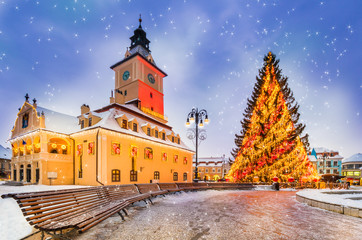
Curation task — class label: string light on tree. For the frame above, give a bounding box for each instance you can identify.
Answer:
[228,52,319,183]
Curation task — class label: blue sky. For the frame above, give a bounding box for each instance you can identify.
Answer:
[0,0,361,159]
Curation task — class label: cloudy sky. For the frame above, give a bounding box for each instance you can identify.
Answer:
[0,0,361,159]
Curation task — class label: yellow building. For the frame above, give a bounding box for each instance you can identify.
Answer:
[9,18,194,186]
[194,156,230,181]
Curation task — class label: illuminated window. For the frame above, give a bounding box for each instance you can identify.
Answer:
[112,169,120,182]
[354,171,360,176]
[144,147,153,159]
[347,171,354,176]
[130,170,137,182]
[122,119,127,129]
[173,172,178,181]
[154,171,160,180]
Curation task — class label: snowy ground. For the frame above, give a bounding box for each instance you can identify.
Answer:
[297,187,362,209]
[2,184,362,240]
[75,190,362,240]
[0,182,90,240]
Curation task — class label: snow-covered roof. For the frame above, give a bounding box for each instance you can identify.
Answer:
[72,107,193,152]
[36,106,79,134]
[342,153,362,164]
[313,147,337,153]
[0,145,11,160]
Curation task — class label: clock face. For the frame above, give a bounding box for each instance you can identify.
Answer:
[147,73,155,84]
[122,71,130,81]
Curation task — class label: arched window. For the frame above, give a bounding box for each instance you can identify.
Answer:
[154,171,160,180]
[173,172,178,181]
[112,169,120,182]
[183,173,187,181]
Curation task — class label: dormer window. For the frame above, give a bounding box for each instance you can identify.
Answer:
[147,128,151,136]
[89,118,92,126]
[133,123,138,132]
[81,120,84,129]
[22,113,29,128]
[150,93,153,98]
[162,132,165,140]
[172,136,174,143]
[122,119,127,129]
[178,138,180,144]
[155,130,159,138]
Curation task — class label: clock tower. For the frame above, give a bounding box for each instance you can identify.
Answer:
[110,16,167,118]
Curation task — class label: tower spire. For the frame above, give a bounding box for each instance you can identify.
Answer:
[139,14,142,28]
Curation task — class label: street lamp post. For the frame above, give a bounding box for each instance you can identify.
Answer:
[186,108,209,181]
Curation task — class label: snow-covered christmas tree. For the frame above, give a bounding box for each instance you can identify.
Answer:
[228,52,318,183]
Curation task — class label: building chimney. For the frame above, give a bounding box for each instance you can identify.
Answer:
[81,104,90,114]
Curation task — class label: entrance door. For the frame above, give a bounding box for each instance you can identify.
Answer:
[36,168,40,183]
[26,168,31,182]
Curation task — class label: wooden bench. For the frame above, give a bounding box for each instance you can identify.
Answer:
[176,182,198,191]
[135,183,168,200]
[193,182,212,190]
[157,183,181,193]
[1,185,152,238]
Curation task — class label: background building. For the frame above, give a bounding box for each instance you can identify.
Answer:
[193,155,230,181]
[309,147,343,175]
[341,153,362,184]
[9,18,194,185]
[0,145,11,180]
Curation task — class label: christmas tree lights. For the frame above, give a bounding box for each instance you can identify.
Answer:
[228,52,318,183]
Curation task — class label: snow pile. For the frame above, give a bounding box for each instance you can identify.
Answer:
[0,184,90,240]
[297,188,362,209]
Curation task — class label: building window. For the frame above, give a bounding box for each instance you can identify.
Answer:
[130,170,137,182]
[112,169,120,182]
[78,155,83,178]
[133,123,138,132]
[162,132,165,140]
[172,136,174,142]
[173,155,178,163]
[326,169,330,174]
[147,128,151,136]
[144,147,153,159]
[155,130,159,138]
[183,173,187,181]
[333,169,338,174]
[81,120,84,129]
[178,138,180,144]
[205,169,209,173]
[173,172,178,181]
[111,142,121,155]
[224,169,227,173]
[212,168,216,173]
[125,90,127,96]
[217,168,221,173]
[89,118,92,126]
[319,169,323,174]
[150,92,153,98]
[22,113,29,128]
[183,157,187,165]
[151,107,154,111]
[122,119,127,129]
[154,171,160,180]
